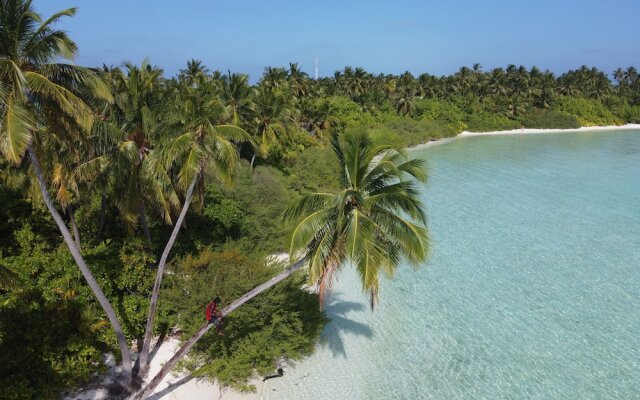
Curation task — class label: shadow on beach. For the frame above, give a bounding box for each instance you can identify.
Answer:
[320,296,374,357]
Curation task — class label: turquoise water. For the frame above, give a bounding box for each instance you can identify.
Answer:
[264,130,640,400]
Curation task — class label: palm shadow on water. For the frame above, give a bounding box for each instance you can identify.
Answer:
[320,296,374,358]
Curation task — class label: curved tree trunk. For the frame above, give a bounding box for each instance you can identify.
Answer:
[68,205,81,250]
[250,152,257,170]
[97,193,107,242]
[137,173,199,376]
[133,257,307,399]
[28,147,133,384]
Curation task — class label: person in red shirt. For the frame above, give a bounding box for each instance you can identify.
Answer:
[205,297,224,336]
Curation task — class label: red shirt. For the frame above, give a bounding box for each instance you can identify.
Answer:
[205,301,218,321]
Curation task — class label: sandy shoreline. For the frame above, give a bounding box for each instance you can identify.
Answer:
[407,123,640,151]
[65,337,264,400]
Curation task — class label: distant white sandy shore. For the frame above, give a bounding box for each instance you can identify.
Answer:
[408,123,640,151]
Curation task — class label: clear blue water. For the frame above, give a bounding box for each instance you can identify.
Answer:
[264,130,640,400]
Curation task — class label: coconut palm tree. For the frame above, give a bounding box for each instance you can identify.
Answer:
[249,84,294,169]
[107,61,179,240]
[0,0,133,384]
[287,62,310,99]
[343,67,369,97]
[220,71,254,127]
[455,66,472,96]
[178,59,208,87]
[285,129,429,306]
[394,85,416,117]
[136,78,251,376]
[134,129,430,398]
[260,66,288,90]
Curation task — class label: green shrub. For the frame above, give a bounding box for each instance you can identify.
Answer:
[328,96,377,129]
[520,109,581,129]
[0,226,109,399]
[464,111,521,132]
[186,166,294,255]
[381,118,460,147]
[414,99,467,132]
[606,98,640,123]
[285,145,341,193]
[161,248,326,392]
[553,97,623,126]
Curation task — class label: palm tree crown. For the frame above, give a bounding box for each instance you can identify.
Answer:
[285,130,430,308]
[0,0,110,164]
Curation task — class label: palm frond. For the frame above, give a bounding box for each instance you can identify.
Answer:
[25,70,93,131]
[0,94,33,164]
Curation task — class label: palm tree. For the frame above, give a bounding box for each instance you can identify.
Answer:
[178,59,208,87]
[417,73,436,98]
[288,62,310,99]
[394,85,416,117]
[488,68,509,98]
[108,61,179,240]
[260,66,288,90]
[344,67,369,97]
[285,130,429,306]
[134,129,430,398]
[298,98,335,136]
[455,66,472,96]
[220,71,254,127]
[0,0,133,384]
[136,78,251,376]
[249,84,294,169]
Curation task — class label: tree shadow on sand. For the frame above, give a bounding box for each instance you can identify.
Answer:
[320,296,374,358]
[146,374,195,399]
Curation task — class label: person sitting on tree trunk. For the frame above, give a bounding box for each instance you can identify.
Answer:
[205,297,224,336]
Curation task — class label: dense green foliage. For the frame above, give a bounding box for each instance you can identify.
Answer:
[0,219,158,399]
[161,249,325,392]
[520,109,581,129]
[553,97,623,126]
[0,165,325,398]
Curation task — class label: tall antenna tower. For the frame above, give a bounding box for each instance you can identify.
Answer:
[314,56,319,80]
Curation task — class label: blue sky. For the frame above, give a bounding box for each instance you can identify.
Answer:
[39,0,639,80]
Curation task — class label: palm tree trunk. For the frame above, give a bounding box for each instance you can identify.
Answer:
[28,147,133,385]
[137,173,199,376]
[250,152,257,170]
[97,193,107,242]
[68,205,81,250]
[139,203,152,242]
[133,257,307,399]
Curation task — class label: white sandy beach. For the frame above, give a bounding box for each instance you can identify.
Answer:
[408,123,640,151]
[144,338,263,400]
[65,337,264,400]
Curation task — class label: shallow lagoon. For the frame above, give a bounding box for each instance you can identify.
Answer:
[264,130,640,400]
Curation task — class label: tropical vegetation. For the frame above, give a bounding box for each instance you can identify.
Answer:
[2,0,640,399]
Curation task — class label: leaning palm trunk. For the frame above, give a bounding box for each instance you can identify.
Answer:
[133,257,307,399]
[250,151,257,170]
[137,173,199,376]
[28,147,133,384]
